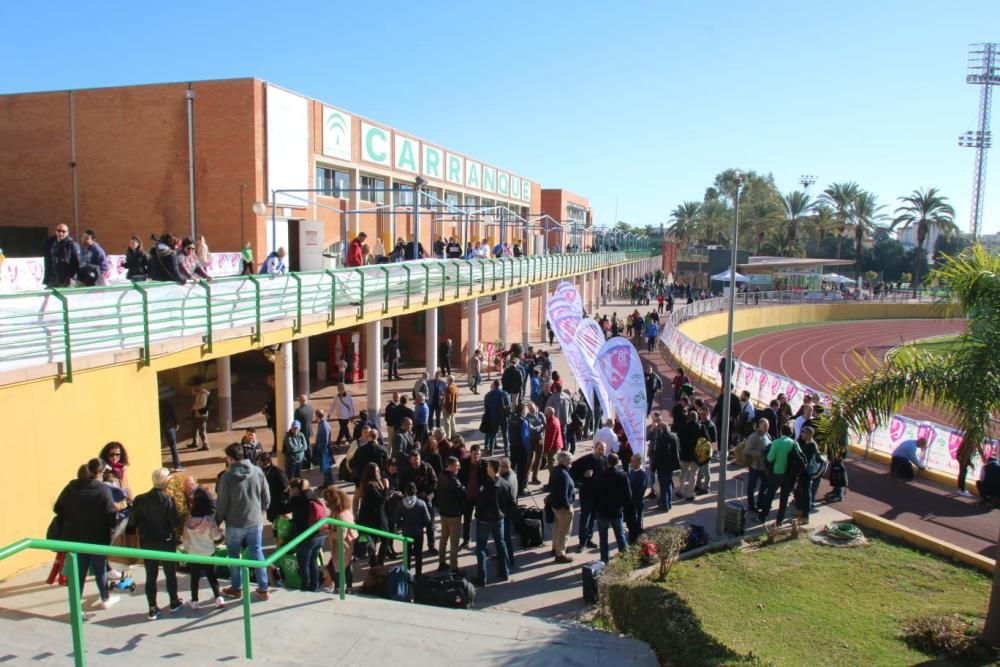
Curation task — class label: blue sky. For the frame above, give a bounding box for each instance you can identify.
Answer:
[2,1,999,234]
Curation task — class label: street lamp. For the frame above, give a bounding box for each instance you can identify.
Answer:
[715,170,745,536]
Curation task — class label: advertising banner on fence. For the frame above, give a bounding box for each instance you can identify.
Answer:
[660,303,980,479]
[573,317,614,418]
[595,337,647,458]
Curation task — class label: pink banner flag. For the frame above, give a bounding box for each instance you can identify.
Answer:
[595,337,647,458]
[573,317,613,415]
[552,314,597,408]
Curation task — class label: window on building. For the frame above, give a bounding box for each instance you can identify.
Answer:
[360,175,386,204]
[316,166,350,198]
[393,182,414,206]
[421,188,440,207]
[445,192,460,208]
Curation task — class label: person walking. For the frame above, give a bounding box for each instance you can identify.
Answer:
[643,366,662,416]
[483,380,511,456]
[188,379,211,451]
[443,375,460,439]
[159,399,181,471]
[384,333,402,380]
[182,484,224,609]
[469,349,483,395]
[645,320,658,353]
[428,372,446,430]
[53,459,120,609]
[439,338,453,376]
[594,453,631,562]
[77,228,110,286]
[473,460,513,586]
[547,451,576,563]
[129,468,184,618]
[43,224,81,287]
[331,384,356,445]
[347,232,367,268]
[216,443,271,600]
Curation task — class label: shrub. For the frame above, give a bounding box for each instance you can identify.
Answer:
[900,613,995,661]
[638,525,690,580]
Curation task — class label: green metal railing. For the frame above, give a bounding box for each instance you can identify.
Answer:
[0,250,657,382]
[0,518,413,666]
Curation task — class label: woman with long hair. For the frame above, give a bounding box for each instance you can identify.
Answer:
[99,441,132,500]
[122,236,148,280]
[356,462,390,566]
[323,486,357,592]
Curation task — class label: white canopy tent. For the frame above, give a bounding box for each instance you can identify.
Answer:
[823,273,857,284]
[710,268,749,283]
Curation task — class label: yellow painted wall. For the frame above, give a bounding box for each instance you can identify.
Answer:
[0,363,161,578]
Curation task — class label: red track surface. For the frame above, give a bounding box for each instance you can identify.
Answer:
[733,319,967,426]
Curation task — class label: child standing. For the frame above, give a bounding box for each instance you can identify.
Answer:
[182,487,224,609]
[393,482,431,576]
[825,456,849,503]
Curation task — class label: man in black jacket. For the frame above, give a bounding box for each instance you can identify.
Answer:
[650,422,681,511]
[473,460,513,586]
[570,441,607,552]
[255,452,289,523]
[401,450,439,555]
[459,445,488,547]
[439,339,453,376]
[391,418,417,472]
[384,334,402,380]
[508,404,529,496]
[762,399,781,439]
[43,224,81,287]
[644,366,662,416]
[677,411,702,500]
[594,453,632,563]
[128,467,183,618]
[352,428,390,480]
[501,360,525,407]
[436,456,466,571]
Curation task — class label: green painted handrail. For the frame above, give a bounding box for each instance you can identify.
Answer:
[438,263,446,300]
[49,288,73,382]
[402,265,412,309]
[245,275,262,343]
[0,516,413,666]
[352,269,366,319]
[324,269,338,326]
[379,266,391,313]
[462,260,474,296]
[130,283,150,366]
[197,280,214,352]
[421,264,431,305]
[288,273,303,334]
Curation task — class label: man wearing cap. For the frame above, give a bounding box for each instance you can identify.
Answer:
[282,419,309,479]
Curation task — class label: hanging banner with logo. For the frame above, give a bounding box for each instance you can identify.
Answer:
[595,337,647,458]
[573,317,613,417]
[551,314,598,411]
[553,281,583,316]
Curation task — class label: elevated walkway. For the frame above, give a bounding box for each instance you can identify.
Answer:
[0,565,656,666]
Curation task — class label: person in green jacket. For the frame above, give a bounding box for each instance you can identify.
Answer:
[283,420,309,480]
[756,424,801,525]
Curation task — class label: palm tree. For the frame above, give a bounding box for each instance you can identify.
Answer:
[891,188,958,294]
[805,204,838,255]
[699,199,731,246]
[819,182,862,259]
[667,201,702,250]
[781,190,813,244]
[849,191,887,283]
[743,202,783,255]
[817,245,1000,646]
[762,228,804,257]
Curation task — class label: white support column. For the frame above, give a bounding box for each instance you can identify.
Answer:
[468,297,479,366]
[365,320,383,430]
[216,355,232,432]
[295,338,310,397]
[275,341,294,462]
[425,308,438,376]
[521,286,531,349]
[540,282,549,339]
[499,291,509,346]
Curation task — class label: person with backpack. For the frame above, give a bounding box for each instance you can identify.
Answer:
[282,420,309,479]
[393,482,432,576]
[756,424,802,525]
[281,478,327,591]
[677,411,702,500]
[742,418,771,514]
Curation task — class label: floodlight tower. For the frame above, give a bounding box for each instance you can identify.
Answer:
[799,174,816,191]
[959,43,1000,240]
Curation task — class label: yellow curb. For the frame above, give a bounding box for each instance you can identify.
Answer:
[852,510,995,574]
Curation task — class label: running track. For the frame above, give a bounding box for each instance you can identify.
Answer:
[733,319,967,426]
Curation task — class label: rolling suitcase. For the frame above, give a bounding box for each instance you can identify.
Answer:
[724,479,747,536]
[520,518,544,548]
[582,560,605,603]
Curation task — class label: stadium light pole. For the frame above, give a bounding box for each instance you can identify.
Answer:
[715,170,745,536]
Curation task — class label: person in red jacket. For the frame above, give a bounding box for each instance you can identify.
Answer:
[347,232,368,267]
[544,406,564,470]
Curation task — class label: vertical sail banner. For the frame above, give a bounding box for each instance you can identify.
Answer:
[553,281,583,316]
[595,337,647,458]
[573,317,614,418]
[551,315,597,410]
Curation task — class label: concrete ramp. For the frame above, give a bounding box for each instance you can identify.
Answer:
[0,568,656,666]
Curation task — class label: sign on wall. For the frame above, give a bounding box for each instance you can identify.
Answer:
[266,86,309,207]
[322,106,352,161]
[394,133,419,174]
[361,121,391,166]
[422,145,443,180]
[446,153,464,185]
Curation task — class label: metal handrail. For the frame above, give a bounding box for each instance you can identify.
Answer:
[0,517,413,666]
[0,251,657,381]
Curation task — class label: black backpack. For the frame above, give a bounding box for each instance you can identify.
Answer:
[785,443,808,480]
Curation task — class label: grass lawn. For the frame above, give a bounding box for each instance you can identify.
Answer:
[701,321,842,353]
[890,335,967,363]
[602,535,992,666]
